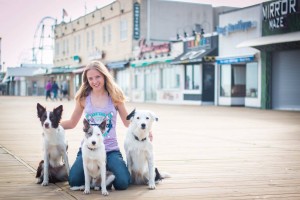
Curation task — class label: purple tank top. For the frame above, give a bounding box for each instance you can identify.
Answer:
[84,93,119,152]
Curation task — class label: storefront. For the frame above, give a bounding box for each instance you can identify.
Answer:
[106,61,131,98]
[171,33,218,105]
[130,41,183,103]
[238,0,300,110]
[216,4,262,107]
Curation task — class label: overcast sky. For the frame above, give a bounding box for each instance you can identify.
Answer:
[0,0,268,70]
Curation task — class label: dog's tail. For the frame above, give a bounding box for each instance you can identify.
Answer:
[70,185,85,191]
[155,168,171,182]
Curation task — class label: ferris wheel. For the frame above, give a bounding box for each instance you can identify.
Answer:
[31,16,57,64]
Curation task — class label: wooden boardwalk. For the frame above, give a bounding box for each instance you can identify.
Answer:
[0,96,300,199]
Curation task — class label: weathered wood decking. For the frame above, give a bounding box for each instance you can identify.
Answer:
[0,96,300,199]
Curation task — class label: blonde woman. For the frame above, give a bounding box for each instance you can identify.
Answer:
[61,61,130,190]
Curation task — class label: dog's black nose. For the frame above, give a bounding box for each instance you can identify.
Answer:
[44,123,49,128]
[92,141,96,145]
[141,123,146,129]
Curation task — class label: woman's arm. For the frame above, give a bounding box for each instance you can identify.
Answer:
[60,99,84,129]
[116,102,130,127]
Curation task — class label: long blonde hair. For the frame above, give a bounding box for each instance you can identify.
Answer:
[75,61,126,104]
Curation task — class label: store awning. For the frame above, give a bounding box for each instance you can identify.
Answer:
[237,32,300,50]
[171,48,217,65]
[72,67,85,74]
[2,67,41,83]
[48,66,76,74]
[106,61,128,69]
[216,54,256,64]
[130,57,172,68]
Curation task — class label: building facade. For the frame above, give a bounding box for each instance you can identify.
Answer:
[53,0,231,100]
[216,5,262,108]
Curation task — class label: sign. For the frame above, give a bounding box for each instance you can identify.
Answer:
[217,55,255,64]
[133,2,140,40]
[217,20,257,36]
[187,33,211,49]
[262,0,300,36]
[138,38,170,58]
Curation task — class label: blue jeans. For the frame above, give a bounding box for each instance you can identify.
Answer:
[69,148,131,190]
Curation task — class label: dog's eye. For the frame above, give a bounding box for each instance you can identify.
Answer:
[137,117,140,119]
[146,117,149,120]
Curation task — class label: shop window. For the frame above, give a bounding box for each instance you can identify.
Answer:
[162,65,180,89]
[185,65,200,90]
[120,19,128,41]
[220,65,231,96]
[117,70,129,96]
[134,74,142,89]
[231,64,246,97]
[246,62,258,98]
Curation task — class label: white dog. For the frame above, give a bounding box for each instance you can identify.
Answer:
[71,118,114,195]
[124,109,170,189]
[36,103,70,186]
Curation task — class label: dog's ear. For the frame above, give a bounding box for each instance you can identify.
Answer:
[99,118,107,133]
[149,111,158,122]
[53,105,63,118]
[83,118,90,132]
[37,103,46,118]
[126,109,136,120]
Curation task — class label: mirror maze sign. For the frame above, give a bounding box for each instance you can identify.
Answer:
[262,0,300,36]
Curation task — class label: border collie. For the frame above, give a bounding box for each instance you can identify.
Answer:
[36,103,69,186]
[124,109,170,189]
[70,118,115,196]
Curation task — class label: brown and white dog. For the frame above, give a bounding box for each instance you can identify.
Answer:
[36,103,69,186]
[124,109,170,189]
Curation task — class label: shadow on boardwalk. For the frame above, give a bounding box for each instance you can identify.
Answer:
[0,96,300,200]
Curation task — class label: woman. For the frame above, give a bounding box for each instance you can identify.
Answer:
[60,61,130,190]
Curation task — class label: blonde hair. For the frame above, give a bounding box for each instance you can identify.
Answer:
[75,61,126,105]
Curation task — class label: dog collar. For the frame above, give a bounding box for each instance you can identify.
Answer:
[132,133,147,142]
[87,147,97,151]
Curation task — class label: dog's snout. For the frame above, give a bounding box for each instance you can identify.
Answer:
[44,123,50,128]
[92,141,96,145]
[141,123,146,129]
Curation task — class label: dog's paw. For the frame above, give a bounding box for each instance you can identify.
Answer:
[83,188,90,194]
[41,181,49,186]
[148,183,156,190]
[101,189,109,196]
[83,189,90,194]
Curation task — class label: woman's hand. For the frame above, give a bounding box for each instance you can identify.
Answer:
[149,130,153,142]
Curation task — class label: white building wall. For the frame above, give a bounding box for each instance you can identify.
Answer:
[218,5,262,108]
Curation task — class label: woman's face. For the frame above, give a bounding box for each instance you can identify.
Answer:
[86,69,105,91]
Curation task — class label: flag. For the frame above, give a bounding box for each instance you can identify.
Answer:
[62,8,68,19]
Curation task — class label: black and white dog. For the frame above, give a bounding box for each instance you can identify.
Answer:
[124,109,170,189]
[70,118,115,196]
[36,103,69,186]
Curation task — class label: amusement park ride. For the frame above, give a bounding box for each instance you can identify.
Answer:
[32,16,57,64]
[19,16,57,65]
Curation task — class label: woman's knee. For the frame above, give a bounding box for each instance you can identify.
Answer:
[113,176,130,190]
[68,167,84,187]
